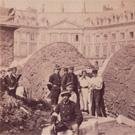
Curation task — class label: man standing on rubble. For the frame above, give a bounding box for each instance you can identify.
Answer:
[90,69,103,117]
[47,65,61,106]
[47,90,83,135]
[61,66,80,107]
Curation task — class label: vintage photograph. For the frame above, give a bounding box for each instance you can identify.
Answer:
[0,0,135,135]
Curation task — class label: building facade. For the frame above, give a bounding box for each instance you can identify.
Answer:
[9,4,135,64]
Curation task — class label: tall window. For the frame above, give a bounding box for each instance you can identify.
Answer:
[120,32,125,40]
[95,46,99,57]
[112,33,116,40]
[73,34,80,42]
[103,34,108,41]
[103,45,107,57]
[75,34,79,42]
[129,32,134,39]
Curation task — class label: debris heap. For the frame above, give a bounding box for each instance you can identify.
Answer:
[103,45,135,120]
[20,42,92,101]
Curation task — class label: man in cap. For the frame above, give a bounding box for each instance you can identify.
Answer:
[62,66,80,106]
[89,69,103,117]
[59,82,77,104]
[50,90,83,135]
[47,65,61,106]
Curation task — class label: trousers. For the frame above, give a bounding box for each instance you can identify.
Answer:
[91,89,102,117]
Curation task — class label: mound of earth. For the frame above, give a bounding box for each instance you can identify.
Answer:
[20,42,92,101]
[103,45,135,120]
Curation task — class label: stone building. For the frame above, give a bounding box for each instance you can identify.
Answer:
[4,0,135,65]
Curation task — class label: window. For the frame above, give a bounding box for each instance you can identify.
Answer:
[95,46,99,57]
[95,35,100,42]
[73,34,79,42]
[86,35,90,42]
[131,13,134,20]
[112,33,116,40]
[75,34,79,42]
[103,34,108,40]
[30,33,34,40]
[103,45,107,57]
[120,32,125,39]
[129,32,134,39]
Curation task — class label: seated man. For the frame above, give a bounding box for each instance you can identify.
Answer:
[50,90,83,135]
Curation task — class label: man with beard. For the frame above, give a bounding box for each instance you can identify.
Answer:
[49,90,83,135]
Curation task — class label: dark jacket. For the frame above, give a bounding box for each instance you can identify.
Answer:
[55,100,83,125]
[48,73,61,97]
[0,77,7,94]
[61,73,69,90]
[62,72,79,93]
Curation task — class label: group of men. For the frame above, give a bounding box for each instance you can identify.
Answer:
[46,64,106,135]
[0,67,22,98]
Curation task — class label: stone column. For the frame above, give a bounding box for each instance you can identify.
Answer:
[0,24,18,67]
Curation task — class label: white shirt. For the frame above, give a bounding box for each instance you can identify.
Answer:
[89,76,103,90]
[79,76,90,87]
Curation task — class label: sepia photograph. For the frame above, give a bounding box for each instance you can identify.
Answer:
[0,0,135,135]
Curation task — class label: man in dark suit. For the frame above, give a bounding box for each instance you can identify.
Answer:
[48,65,61,106]
[5,67,21,97]
[63,67,80,106]
[61,67,69,90]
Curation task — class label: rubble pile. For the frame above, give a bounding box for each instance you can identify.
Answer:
[20,42,91,100]
[0,93,51,134]
[103,45,135,120]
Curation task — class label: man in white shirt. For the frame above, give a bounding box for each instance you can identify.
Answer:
[79,70,90,114]
[89,69,103,117]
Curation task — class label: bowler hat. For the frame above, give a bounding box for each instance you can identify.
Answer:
[61,90,71,97]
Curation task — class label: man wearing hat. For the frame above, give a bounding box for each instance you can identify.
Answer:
[89,69,103,117]
[49,90,83,135]
[48,65,61,106]
[58,82,77,104]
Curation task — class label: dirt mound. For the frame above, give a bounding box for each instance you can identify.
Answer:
[103,45,135,120]
[20,42,91,100]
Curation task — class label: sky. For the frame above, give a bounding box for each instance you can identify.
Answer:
[0,0,132,12]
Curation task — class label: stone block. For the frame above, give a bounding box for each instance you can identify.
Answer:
[116,115,135,127]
